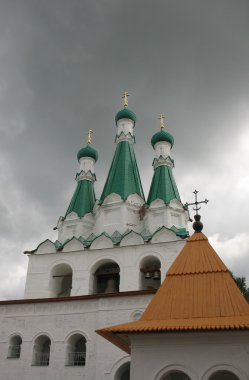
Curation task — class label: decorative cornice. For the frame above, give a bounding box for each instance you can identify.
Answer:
[0,289,157,305]
[153,156,174,169]
[115,131,135,144]
[76,170,96,182]
[26,223,187,254]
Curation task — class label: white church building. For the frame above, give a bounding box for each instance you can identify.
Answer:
[0,95,248,380]
[0,97,189,380]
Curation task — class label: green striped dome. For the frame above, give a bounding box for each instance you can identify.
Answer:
[151,129,174,148]
[77,144,98,162]
[115,108,136,125]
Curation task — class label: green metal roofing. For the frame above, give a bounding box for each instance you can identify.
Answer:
[30,224,188,254]
[65,179,96,218]
[77,144,98,162]
[100,140,144,203]
[151,129,174,148]
[115,108,136,125]
[147,164,181,206]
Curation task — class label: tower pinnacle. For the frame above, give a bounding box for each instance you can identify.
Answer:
[87,129,93,144]
[185,190,209,215]
[158,113,165,129]
[122,91,130,108]
[185,190,209,233]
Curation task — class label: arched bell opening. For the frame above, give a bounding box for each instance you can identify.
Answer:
[93,261,120,294]
[139,256,161,290]
[161,370,191,380]
[32,335,51,366]
[7,335,22,359]
[65,333,86,366]
[208,371,239,380]
[114,361,130,380]
[50,263,72,297]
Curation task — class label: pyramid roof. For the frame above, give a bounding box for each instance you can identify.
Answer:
[147,164,181,205]
[100,140,144,203]
[65,179,96,218]
[96,231,249,353]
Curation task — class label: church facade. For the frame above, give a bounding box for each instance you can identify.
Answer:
[0,97,189,380]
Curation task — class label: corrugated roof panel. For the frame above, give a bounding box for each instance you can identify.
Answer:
[97,231,249,352]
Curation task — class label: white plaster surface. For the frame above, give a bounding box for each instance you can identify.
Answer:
[154,140,171,158]
[116,119,134,137]
[0,294,152,380]
[79,156,95,174]
[130,332,249,380]
[24,240,185,299]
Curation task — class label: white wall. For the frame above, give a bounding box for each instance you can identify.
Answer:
[130,332,249,380]
[0,293,152,380]
[24,239,185,299]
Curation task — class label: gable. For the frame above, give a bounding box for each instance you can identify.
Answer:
[120,231,144,247]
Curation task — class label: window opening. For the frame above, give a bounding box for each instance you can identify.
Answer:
[66,334,86,366]
[209,371,239,380]
[32,335,51,366]
[115,362,130,380]
[161,371,191,380]
[7,335,22,359]
[94,262,120,294]
[140,257,161,290]
[50,263,72,297]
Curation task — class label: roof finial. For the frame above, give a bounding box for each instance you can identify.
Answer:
[185,190,209,232]
[122,91,130,108]
[158,113,165,129]
[87,129,93,144]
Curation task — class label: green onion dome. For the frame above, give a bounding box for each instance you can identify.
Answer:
[77,144,98,162]
[151,129,174,148]
[115,108,136,125]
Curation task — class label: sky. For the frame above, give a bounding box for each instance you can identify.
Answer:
[0,0,249,300]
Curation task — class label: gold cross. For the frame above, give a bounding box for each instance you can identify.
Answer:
[87,129,93,144]
[122,91,130,107]
[158,113,165,129]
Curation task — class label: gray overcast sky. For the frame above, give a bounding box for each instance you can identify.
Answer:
[0,0,249,300]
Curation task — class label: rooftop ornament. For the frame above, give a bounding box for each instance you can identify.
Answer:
[77,129,98,162]
[151,113,174,148]
[185,190,209,232]
[87,129,93,144]
[115,91,136,125]
[122,91,130,108]
[158,113,165,129]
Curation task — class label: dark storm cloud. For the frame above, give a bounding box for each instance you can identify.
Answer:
[0,0,249,298]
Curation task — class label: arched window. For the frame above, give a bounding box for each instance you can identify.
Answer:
[50,263,72,297]
[65,334,86,366]
[93,261,120,294]
[209,371,239,380]
[114,361,130,380]
[161,371,191,380]
[7,335,22,359]
[140,256,161,290]
[32,335,51,366]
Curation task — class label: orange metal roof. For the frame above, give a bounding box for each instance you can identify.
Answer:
[96,232,249,353]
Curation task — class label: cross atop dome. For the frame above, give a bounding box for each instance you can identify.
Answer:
[186,189,209,215]
[185,190,209,233]
[115,91,136,126]
[122,91,130,108]
[158,113,165,129]
[87,129,93,144]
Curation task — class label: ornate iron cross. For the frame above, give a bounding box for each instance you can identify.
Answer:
[185,189,209,215]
